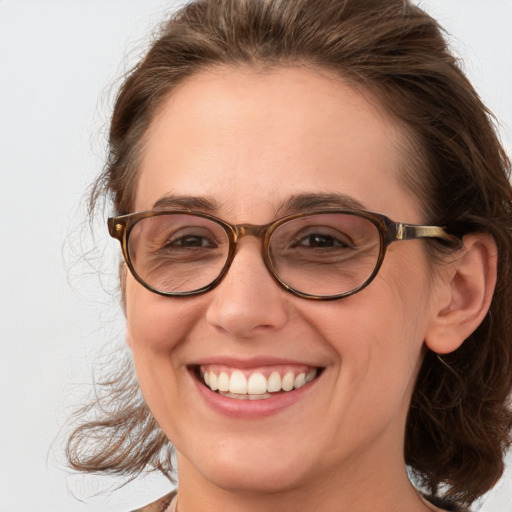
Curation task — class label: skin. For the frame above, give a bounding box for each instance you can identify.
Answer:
[125,66,467,512]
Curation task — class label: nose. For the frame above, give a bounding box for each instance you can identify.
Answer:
[205,239,289,339]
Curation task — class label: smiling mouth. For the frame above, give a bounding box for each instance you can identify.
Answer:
[192,365,321,400]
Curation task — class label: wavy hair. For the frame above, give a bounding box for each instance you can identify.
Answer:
[67,0,512,505]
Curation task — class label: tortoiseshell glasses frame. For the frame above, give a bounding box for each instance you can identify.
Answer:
[108,208,460,300]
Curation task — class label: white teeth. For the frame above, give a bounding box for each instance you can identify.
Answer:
[267,371,281,392]
[202,367,319,396]
[281,371,295,391]
[306,369,317,383]
[219,391,272,400]
[218,372,230,392]
[294,373,306,389]
[209,372,218,391]
[229,370,247,394]
[248,393,270,400]
[247,373,267,395]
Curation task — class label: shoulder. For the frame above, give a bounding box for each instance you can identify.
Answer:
[130,491,176,512]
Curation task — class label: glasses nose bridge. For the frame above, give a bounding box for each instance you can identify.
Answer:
[225,222,274,283]
[233,222,269,241]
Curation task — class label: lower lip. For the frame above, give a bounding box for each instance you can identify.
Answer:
[192,371,320,419]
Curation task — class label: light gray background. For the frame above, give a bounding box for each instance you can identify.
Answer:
[0,1,511,511]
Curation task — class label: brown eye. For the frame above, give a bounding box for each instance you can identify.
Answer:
[292,233,349,249]
[167,233,217,248]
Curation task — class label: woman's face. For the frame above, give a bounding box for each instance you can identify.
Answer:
[126,67,443,494]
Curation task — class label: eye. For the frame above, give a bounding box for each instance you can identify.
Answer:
[289,227,353,250]
[293,233,349,249]
[168,233,216,248]
[151,227,224,264]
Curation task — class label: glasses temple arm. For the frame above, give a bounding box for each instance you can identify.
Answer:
[393,223,460,244]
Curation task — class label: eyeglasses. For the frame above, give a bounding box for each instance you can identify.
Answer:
[108,209,459,300]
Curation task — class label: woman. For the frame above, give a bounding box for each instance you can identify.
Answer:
[67,0,512,511]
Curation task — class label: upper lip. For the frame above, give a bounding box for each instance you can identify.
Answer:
[189,355,323,369]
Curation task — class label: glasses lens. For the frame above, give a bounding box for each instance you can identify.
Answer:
[269,213,381,297]
[127,214,230,293]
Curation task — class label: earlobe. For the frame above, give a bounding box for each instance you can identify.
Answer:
[425,233,497,354]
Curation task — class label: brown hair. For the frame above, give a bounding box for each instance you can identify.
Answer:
[68,0,512,505]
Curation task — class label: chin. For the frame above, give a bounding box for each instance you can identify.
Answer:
[202,459,310,494]
[177,437,316,494]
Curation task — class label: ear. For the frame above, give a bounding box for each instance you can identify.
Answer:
[424,233,497,354]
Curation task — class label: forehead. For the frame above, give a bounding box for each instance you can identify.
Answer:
[136,66,419,222]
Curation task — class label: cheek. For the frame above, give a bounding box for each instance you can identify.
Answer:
[308,295,425,375]
[301,256,433,394]
[125,276,205,358]
[124,278,206,427]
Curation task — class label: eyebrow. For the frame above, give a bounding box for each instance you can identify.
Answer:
[277,193,367,214]
[152,192,367,216]
[153,194,220,211]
